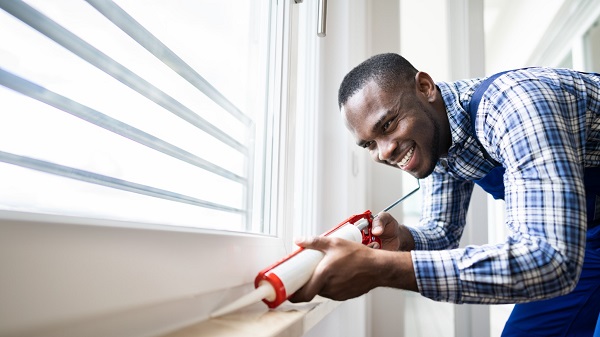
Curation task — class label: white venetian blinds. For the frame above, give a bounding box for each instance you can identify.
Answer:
[0,0,275,233]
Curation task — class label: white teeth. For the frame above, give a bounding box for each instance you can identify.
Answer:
[398,146,414,167]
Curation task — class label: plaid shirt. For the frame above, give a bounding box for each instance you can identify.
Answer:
[408,68,600,304]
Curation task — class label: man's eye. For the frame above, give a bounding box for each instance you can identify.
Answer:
[362,141,373,149]
[383,118,395,131]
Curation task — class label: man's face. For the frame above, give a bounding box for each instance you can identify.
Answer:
[341,78,448,179]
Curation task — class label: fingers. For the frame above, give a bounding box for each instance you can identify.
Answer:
[294,235,332,251]
[288,261,328,303]
[372,222,384,236]
[289,236,352,302]
[290,236,336,302]
[367,242,380,249]
[290,234,379,302]
[372,211,394,236]
[288,278,323,302]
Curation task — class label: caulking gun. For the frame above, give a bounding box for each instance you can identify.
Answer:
[210,180,420,317]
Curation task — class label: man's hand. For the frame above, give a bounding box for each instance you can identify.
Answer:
[289,231,418,303]
[288,236,382,303]
[370,212,416,251]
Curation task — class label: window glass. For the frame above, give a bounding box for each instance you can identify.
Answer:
[583,20,600,72]
[557,51,573,69]
[0,0,274,233]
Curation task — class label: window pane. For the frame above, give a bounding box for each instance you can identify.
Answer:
[583,20,600,72]
[0,0,274,233]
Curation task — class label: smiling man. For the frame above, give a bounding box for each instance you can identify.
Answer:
[291,53,600,336]
[341,65,450,179]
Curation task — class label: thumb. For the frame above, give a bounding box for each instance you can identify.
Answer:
[294,235,331,251]
[372,215,385,236]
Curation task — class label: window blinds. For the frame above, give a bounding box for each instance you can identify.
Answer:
[0,0,269,232]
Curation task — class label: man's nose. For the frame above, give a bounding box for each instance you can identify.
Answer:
[378,140,396,162]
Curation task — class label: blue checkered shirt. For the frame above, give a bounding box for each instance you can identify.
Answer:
[407,68,600,304]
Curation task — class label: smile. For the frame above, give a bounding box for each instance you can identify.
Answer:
[398,146,415,168]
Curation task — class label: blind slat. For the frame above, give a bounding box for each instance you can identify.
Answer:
[0,150,245,214]
[0,0,248,154]
[0,67,246,185]
[85,0,253,127]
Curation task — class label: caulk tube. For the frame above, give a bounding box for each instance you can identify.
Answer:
[254,221,365,308]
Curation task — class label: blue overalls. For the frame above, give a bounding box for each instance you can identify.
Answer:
[468,71,600,336]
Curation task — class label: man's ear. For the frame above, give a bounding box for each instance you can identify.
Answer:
[414,71,436,102]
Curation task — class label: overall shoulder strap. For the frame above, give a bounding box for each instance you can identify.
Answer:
[467,71,509,164]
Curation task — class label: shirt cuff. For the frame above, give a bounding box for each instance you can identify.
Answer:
[412,249,463,303]
[407,225,429,250]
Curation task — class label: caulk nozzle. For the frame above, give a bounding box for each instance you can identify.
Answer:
[210,283,275,318]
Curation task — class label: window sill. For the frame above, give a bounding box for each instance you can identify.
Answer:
[163,297,341,337]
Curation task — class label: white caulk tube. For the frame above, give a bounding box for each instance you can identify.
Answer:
[258,221,365,307]
[211,219,369,317]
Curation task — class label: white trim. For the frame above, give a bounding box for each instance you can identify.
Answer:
[446,0,485,79]
[273,0,295,251]
[572,37,586,70]
[527,0,600,67]
[446,1,491,336]
[0,211,285,336]
[292,0,320,239]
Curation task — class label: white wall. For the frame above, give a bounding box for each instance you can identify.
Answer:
[484,0,564,74]
[400,0,450,81]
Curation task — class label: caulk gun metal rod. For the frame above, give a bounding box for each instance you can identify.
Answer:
[373,179,420,219]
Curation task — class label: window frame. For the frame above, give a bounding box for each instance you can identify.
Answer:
[0,1,306,336]
[525,0,600,70]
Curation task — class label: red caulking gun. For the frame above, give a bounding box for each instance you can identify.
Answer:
[210,181,420,318]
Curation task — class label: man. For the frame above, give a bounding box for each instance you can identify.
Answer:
[291,53,600,336]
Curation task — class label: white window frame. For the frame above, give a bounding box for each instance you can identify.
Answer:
[526,0,600,71]
[0,1,315,336]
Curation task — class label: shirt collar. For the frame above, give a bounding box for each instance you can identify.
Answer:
[436,79,480,157]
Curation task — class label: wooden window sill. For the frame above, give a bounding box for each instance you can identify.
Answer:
[163,297,340,337]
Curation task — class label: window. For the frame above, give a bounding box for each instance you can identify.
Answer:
[583,19,600,72]
[0,1,306,335]
[0,0,277,234]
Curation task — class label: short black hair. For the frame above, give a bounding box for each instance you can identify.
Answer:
[338,53,418,108]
